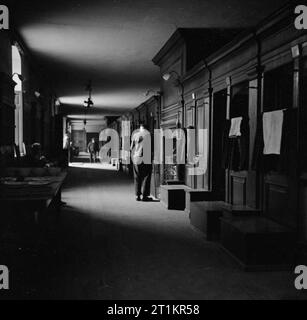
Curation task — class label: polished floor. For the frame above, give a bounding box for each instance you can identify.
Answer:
[1,162,307,300]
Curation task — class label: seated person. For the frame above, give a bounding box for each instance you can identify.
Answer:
[24,143,48,167]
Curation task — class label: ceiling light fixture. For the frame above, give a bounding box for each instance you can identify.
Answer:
[84,80,94,109]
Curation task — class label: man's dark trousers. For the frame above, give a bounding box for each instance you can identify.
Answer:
[133,163,152,197]
[90,152,96,163]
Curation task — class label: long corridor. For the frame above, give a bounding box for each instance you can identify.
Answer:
[3,165,305,300]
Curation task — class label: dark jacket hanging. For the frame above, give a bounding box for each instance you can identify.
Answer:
[222,117,249,171]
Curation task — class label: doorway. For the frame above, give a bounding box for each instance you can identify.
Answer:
[211,89,227,200]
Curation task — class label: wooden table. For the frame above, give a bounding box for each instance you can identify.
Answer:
[0,171,67,224]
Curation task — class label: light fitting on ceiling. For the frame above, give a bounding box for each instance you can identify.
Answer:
[84,98,94,108]
[84,80,94,108]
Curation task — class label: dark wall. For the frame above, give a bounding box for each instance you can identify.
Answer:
[0,28,60,161]
[0,31,15,146]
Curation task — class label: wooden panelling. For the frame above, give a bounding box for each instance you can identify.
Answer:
[151,6,306,241]
[211,90,227,200]
[246,78,259,208]
[185,166,194,188]
[230,173,247,205]
[264,178,289,226]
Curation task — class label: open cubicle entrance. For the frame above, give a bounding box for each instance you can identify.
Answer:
[211,89,227,201]
[212,82,249,205]
[261,63,297,229]
[227,81,250,206]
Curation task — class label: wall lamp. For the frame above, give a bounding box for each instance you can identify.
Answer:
[162,70,185,126]
[162,70,181,82]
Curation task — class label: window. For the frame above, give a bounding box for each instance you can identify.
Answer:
[12,45,23,154]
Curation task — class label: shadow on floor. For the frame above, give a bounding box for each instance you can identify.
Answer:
[1,167,307,300]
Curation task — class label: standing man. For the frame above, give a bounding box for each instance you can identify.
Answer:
[63,132,70,167]
[130,123,152,201]
[87,137,99,163]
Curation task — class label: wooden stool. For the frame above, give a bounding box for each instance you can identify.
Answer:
[160,184,190,210]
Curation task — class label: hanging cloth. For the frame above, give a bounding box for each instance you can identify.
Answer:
[229,117,243,137]
[263,110,284,155]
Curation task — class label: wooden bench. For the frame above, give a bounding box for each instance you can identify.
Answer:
[188,196,261,240]
[221,203,261,218]
[220,216,296,271]
[185,188,223,214]
[189,201,225,240]
[165,180,185,185]
[0,167,67,223]
[0,167,68,248]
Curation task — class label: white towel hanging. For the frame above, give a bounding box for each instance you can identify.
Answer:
[229,117,243,137]
[263,109,284,155]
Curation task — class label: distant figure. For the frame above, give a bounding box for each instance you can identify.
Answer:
[63,132,70,167]
[130,123,152,201]
[87,138,99,163]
